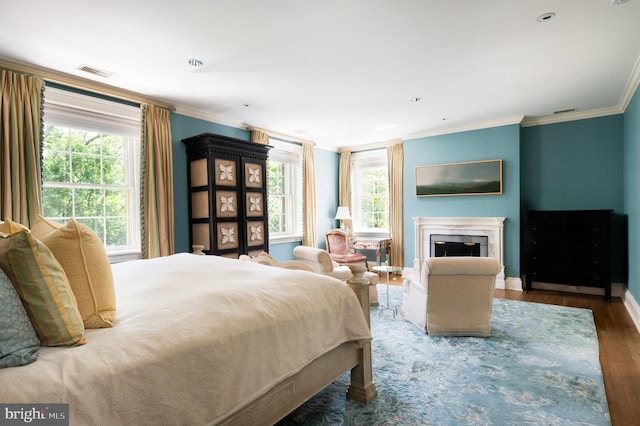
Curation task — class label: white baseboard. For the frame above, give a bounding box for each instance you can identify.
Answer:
[529,281,625,298]
[504,277,523,291]
[622,289,640,335]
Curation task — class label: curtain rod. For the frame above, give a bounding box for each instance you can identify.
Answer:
[0,57,174,111]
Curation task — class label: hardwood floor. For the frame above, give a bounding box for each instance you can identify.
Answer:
[382,274,640,425]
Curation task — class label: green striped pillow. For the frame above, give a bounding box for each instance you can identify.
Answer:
[0,229,86,347]
[0,268,40,368]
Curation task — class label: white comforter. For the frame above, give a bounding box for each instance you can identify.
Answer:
[0,253,371,425]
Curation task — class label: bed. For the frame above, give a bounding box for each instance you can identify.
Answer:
[0,252,376,425]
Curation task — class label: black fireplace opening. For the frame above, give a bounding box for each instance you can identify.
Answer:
[430,234,489,257]
[434,241,480,257]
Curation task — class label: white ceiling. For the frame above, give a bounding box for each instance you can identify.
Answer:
[1,0,639,151]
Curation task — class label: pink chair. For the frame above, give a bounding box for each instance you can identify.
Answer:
[325,230,369,269]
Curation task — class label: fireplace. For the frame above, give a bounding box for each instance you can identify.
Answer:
[430,234,488,257]
[434,241,480,257]
[414,217,506,287]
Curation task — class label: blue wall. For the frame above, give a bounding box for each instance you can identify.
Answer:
[521,115,626,283]
[624,85,640,303]
[170,100,638,302]
[403,125,521,279]
[170,113,340,260]
[170,113,251,254]
[521,116,623,211]
[314,148,341,250]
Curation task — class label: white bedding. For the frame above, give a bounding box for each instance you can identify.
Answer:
[0,253,371,425]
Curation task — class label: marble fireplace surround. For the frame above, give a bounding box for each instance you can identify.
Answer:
[413,217,508,289]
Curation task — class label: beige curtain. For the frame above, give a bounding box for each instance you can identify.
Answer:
[141,104,175,258]
[388,143,404,267]
[338,151,351,209]
[0,69,44,227]
[251,129,269,145]
[302,142,317,247]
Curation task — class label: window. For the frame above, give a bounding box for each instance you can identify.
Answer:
[267,138,303,242]
[42,87,141,255]
[351,149,389,234]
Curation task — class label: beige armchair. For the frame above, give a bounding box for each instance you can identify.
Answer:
[292,245,352,281]
[239,252,314,271]
[293,246,379,304]
[401,256,501,336]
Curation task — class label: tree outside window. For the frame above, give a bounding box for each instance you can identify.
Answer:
[266,139,303,240]
[351,150,389,233]
[42,125,137,248]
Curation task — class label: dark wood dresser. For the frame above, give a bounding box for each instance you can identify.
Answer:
[182,133,272,258]
[523,209,612,301]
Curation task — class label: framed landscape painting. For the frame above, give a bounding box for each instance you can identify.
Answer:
[415,159,502,197]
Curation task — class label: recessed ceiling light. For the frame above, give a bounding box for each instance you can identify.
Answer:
[188,59,204,67]
[537,12,556,22]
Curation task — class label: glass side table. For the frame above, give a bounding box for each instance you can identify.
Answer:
[371,265,403,318]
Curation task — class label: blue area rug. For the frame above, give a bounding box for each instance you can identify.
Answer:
[279,285,610,425]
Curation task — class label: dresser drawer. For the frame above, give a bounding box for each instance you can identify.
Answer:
[523,209,612,300]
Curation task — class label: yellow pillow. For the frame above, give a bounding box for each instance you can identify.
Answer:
[0,219,29,235]
[0,227,86,347]
[33,216,116,329]
[29,214,62,236]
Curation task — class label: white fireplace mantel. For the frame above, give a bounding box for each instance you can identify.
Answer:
[413,216,506,288]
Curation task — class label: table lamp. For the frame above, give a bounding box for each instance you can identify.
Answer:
[334,206,352,233]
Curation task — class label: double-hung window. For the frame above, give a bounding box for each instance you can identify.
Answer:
[267,138,303,242]
[42,87,141,256]
[350,149,389,235]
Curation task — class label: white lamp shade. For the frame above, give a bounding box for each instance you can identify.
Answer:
[334,206,352,220]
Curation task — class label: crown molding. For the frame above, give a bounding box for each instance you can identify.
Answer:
[0,57,173,110]
[337,138,404,153]
[6,52,639,144]
[172,104,247,130]
[244,124,315,146]
[619,54,640,112]
[403,115,525,141]
[522,53,640,128]
[521,105,623,127]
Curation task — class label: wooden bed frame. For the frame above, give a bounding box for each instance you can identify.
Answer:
[219,264,377,425]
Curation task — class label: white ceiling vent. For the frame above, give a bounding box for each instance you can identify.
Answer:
[77,64,114,78]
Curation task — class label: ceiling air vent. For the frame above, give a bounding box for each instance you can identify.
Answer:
[77,64,114,78]
[553,108,577,115]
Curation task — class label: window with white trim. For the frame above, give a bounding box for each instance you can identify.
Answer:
[351,149,389,234]
[267,138,303,241]
[42,87,141,255]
